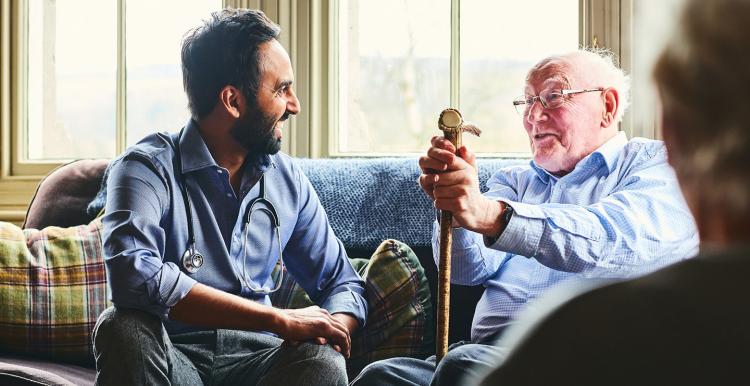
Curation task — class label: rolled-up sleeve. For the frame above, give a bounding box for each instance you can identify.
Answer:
[103,157,197,319]
[283,169,368,327]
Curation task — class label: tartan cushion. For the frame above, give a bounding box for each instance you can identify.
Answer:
[270,239,433,378]
[0,219,108,366]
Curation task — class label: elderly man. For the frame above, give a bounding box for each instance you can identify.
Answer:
[476,1,750,384]
[351,49,699,386]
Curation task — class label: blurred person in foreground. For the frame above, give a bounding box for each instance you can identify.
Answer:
[352,47,699,385]
[475,0,750,384]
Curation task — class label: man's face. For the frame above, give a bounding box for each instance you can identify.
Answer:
[522,60,607,175]
[231,40,300,155]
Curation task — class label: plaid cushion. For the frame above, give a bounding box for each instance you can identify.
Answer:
[0,219,108,366]
[270,239,433,378]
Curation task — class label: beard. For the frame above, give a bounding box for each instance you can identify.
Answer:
[230,104,284,155]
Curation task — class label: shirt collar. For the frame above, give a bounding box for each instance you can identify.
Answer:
[530,131,629,183]
[178,119,217,173]
[178,118,274,174]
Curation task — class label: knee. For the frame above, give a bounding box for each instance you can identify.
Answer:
[434,345,481,386]
[93,306,165,355]
[351,359,415,386]
[299,343,348,384]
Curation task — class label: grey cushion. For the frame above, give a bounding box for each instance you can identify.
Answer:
[0,354,95,386]
[23,159,110,229]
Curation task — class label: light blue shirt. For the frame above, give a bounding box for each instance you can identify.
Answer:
[432,132,699,343]
[103,120,367,334]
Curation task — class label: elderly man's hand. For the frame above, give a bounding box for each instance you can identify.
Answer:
[418,137,505,237]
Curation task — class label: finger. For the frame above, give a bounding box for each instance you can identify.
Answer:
[332,344,342,353]
[431,136,457,152]
[433,170,473,187]
[315,337,327,345]
[433,185,468,200]
[419,156,448,173]
[427,146,456,165]
[418,175,437,199]
[457,146,477,168]
[323,325,350,356]
[324,321,351,357]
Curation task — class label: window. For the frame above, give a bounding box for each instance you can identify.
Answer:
[333,0,580,155]
[20,0,221,165]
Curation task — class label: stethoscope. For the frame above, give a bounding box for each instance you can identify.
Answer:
[173,129,286,294]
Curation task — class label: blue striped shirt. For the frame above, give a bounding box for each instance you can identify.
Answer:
[103,120,367,334]
[432,132,699,342]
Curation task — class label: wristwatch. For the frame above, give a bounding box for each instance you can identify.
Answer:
[502,203,514,226]
[484,202,513,246]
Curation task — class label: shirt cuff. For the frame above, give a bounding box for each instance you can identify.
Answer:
[320,290,368,328]
[156,262,197,320]
[486,201,545,258]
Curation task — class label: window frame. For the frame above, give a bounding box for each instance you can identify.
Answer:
[0,0,639,223]
[320,0,644,158]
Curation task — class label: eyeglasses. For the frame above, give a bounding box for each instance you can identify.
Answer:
[512,87,604,116]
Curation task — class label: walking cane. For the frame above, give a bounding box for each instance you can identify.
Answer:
[436,108,480,362]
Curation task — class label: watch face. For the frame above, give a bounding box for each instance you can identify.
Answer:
[503,205,513,223]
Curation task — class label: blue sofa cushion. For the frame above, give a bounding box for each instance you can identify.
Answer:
[295,157,529,250]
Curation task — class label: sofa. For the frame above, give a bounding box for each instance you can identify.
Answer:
[0,156,525,385]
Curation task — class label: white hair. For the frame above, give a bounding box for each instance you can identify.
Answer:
[572,48,631,125]
[530,48,631,125]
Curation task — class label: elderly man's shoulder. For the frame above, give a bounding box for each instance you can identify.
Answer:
[622,136,667,162]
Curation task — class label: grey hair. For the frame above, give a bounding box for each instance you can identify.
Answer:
[568,48,631,125]
[527,48,631,125]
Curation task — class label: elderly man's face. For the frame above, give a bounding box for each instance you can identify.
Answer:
[522,60,608,175]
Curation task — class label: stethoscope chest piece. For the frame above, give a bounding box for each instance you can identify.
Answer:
[182,247,204,274]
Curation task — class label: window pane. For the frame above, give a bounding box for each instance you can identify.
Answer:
[460,0,579,154]
[27,0,117,160]
[126,0,222,146]
[336,0,450,153]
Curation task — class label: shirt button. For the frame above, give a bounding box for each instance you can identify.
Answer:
[226,193,232,197]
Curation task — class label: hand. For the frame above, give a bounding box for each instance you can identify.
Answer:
[418,137,505,236]
[275,306,352,358]
[307,313,358,356]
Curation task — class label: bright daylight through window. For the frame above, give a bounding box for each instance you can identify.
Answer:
[335,0,579,155]
[25,0,221,160]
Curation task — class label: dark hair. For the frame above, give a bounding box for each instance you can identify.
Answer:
[181,9,281,120]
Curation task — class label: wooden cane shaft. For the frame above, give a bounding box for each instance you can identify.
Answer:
[436,130,461,362]
[437,211,453,362]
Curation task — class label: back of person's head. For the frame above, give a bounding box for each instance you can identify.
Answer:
[181,8,281,121]
[654,0,750,232]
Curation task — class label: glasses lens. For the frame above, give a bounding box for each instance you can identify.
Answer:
[540,89,565,109]
[513,98,527,116]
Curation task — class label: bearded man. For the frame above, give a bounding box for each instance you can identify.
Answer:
[93,9,365,386]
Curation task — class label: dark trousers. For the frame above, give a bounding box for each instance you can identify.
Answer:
[93,307,348,386]
[350,341,504,386]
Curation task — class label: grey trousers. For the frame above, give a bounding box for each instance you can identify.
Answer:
[349,342,503,386]
[93,307,347,386]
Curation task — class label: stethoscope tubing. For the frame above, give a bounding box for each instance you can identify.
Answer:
[173,128,284,294]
